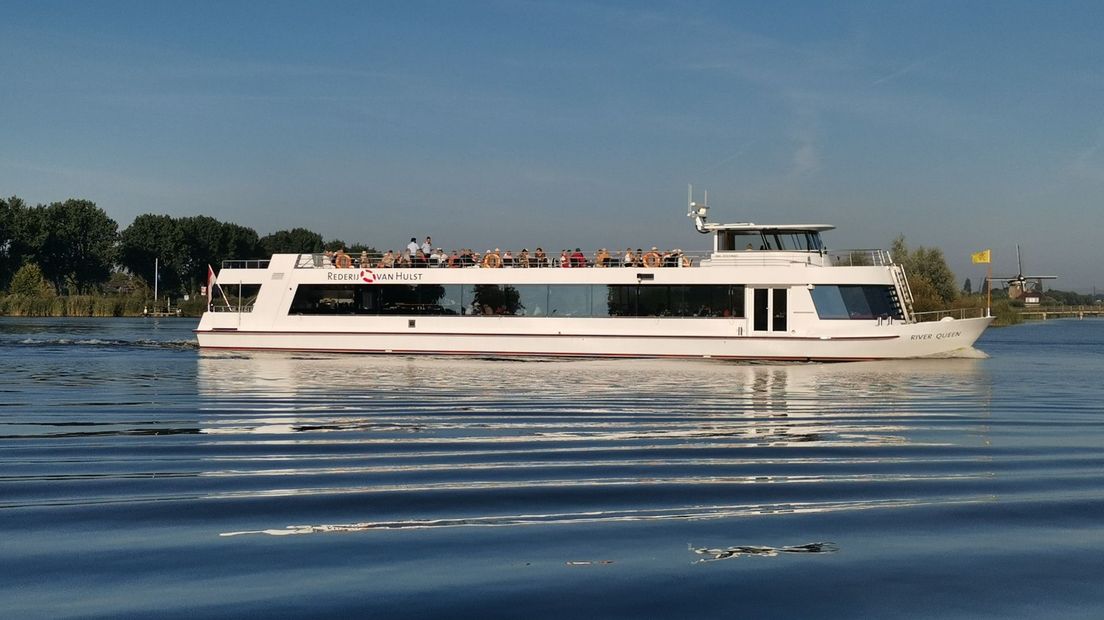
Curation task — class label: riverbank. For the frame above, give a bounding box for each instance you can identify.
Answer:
[0,294,206,318]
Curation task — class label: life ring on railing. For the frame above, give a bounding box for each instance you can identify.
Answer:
[334,253,352,268]
[642,251,662,268]
[681,255,692,268]
[482,253,503,269]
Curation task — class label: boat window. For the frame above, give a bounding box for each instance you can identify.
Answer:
[287,284,746,318]
[549,285,591,317]
[719,232,765,251]
[810,285,902,320]
[218,284,262,312]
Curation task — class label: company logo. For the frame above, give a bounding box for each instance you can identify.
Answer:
[325,270,423,282]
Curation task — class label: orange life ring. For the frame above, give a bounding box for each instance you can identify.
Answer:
[642,251,662,268]
[334,254,352,268]
[482,253,503,269]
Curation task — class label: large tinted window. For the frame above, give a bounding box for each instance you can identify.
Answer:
[289,284,746,318]
[811,285,902,320]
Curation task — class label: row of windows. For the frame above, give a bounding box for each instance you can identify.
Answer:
[289,284,747,318]
[284,283,902,320]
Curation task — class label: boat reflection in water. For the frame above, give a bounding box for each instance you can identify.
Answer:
[197,351,995,537]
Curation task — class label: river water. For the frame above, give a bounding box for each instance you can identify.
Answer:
[1,317,1102,618]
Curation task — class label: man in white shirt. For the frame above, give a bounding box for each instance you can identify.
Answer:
[421,236,433,255]
[406,238,419,256]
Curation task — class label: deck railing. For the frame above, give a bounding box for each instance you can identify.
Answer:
[911,307,989,322]
[826,249,893,267]
[292,251,711,269]
[221,259,270,269]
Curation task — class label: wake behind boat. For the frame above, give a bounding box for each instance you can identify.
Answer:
[195,194,991,360]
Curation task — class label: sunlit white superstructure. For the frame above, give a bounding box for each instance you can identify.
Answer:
[196,194,991,360]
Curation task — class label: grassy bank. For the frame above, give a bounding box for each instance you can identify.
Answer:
[0,294,205,317]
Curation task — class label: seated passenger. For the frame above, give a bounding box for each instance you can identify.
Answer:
[502,249,514,267]
[571,248,587,268]
[517,248,530,267]
[560,250,570,268]
[397,250,412,267]
[635,248,645,267]
[623,248,635,267]
[662,250,678,268]
[534,247,547,267]
[594,248,610,267]
[448,250,460,267]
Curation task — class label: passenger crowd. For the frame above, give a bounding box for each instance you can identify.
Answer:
[323,235,694,269]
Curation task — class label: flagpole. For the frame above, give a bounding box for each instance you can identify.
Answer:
[987,262,992,318]
[154,257,159,313]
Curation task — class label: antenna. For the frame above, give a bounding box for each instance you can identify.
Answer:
[687,184,710,233]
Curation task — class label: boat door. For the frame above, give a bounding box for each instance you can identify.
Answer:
[752,288,787,333]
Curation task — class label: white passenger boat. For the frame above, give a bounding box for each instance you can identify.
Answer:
[196,196,992,360]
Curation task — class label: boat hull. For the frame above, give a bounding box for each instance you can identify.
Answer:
[195,316,992,361]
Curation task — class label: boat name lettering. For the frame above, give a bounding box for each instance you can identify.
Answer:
[325,271,423,282]
[910,331,962,341]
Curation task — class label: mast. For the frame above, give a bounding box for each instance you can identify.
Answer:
[154,258,159,312]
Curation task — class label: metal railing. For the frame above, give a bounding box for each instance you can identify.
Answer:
[221,259,270,269]
[826,249,893,267]
[293,251,711,269]
[911,307,989,322]
[207,304,254,313]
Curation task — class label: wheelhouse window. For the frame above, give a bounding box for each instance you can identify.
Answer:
[718,230,823,252]
[810,285,902,320]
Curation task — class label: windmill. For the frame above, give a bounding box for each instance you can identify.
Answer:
[988,245,1056,305]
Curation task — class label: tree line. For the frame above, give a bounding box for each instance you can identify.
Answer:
[1,195,369,298]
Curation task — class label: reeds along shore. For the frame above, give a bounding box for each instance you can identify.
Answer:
[0,294,207,317]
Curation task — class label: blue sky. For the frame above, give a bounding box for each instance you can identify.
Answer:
[2,1,1102,289]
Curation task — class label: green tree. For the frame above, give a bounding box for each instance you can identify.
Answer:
[8,263,53,296]
[891,235,958,310]
[36,199,118,294]
[0,196,17,290]
[259,228,324,255]
[962,278,972,295]
[177,216,261,290]
[119,214,187,294]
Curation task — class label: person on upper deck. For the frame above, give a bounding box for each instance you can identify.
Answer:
[378,250,395,268]
[571,248,586,268]
[517,248,530,268]
[559,250,570,268]
[406,238,419,256]
[421,237,432,255]
[430,247,445,267]
[623,248,635,267]
[594,248,610,267]
[534,247,546,267]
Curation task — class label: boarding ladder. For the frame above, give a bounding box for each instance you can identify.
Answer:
[890,264,916,322]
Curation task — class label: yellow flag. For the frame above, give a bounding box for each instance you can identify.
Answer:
[971,249,991,264]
